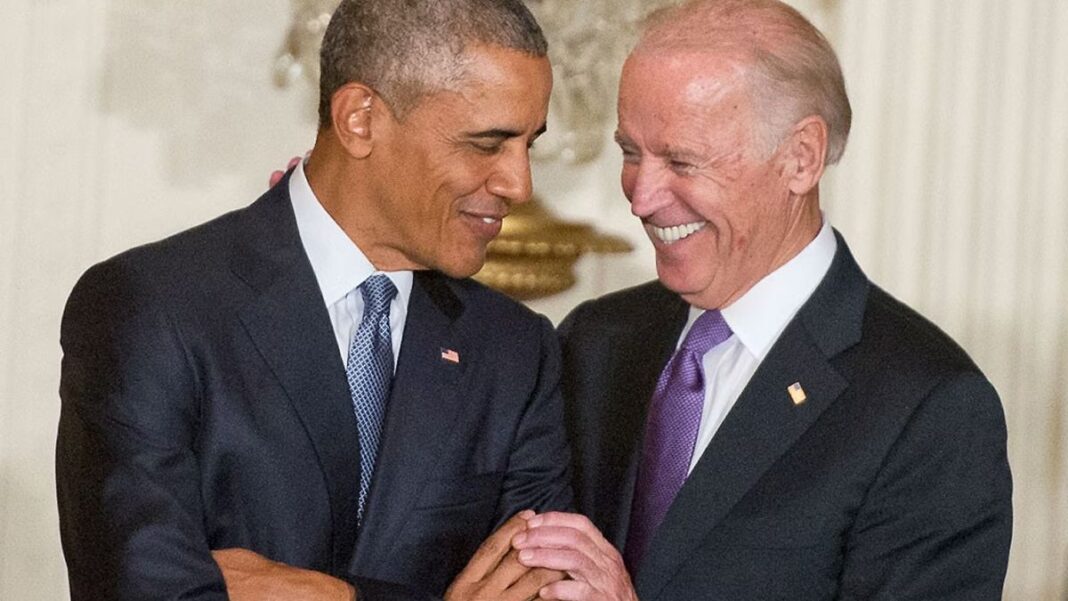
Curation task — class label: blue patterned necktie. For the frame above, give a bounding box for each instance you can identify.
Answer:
[624,309,733,571]
[345,274,398,523]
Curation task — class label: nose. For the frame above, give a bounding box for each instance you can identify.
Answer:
[486,146,533,205]
[626,160,672,219]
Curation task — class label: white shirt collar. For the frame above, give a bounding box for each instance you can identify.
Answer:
[288,160,414,309]
[686,218,837,360]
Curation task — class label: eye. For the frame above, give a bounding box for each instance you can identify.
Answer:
[620,148,640,164]
[471,141,504,154]
[669,159,696,174]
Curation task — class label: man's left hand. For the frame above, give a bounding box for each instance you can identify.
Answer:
[512,512,638,601]
[213,548,357,601]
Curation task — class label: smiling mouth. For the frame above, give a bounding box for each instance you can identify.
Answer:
[650,221,707,244]
[462,212,505,225]
[459,211,508,241]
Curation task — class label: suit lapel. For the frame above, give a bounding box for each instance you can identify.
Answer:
[230,176,362,573]
[602,287,689,549]
[634,234,868,600]
[635,322,848,599]
[349,271,465,570]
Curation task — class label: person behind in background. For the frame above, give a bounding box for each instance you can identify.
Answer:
[56,1,573,600]
[512,1,1013,600]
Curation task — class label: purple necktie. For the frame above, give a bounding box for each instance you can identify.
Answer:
[624,309,733,572]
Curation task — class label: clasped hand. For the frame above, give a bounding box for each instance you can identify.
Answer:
[511,512,638,601]
[214,511,566,601]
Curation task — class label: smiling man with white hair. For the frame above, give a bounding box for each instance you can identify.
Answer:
[513,1,1013,600]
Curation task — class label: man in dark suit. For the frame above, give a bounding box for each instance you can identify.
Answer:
[512,1,1013,599]
[56,1,571,600]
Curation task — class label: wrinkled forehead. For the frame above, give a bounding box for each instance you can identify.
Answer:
[617,48,761,154]
[620,48,751,112]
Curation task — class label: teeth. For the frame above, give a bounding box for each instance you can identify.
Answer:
[652,221,707,244]
[481,217,497,224]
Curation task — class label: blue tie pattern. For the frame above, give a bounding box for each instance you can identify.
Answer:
[345,274,398,523]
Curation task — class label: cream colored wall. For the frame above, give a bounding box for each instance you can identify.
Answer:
[824,2,1068,597]
[1,1,1065,599]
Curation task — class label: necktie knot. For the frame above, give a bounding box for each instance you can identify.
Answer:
[360,274,397,316]
[681,309,732,354]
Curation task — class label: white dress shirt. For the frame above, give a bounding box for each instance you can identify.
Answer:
[289,161,414,371]
[683,220,837,473]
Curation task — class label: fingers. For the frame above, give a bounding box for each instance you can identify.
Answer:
[482,548,535,593]
[517,546,591,574]
[455,510,535,583]
[525,512,616,555]
[537,579,593,601]
[507,567,566,601]
[514,514,637,601]
[268,156,304,188]
[514,525,601,560]
[526,512,601,536]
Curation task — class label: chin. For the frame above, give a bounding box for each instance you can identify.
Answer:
[437,250,487,279]
[655,259,715,299]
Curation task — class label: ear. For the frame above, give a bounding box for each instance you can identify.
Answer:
[783,115,828,196]
[330,83,382,159]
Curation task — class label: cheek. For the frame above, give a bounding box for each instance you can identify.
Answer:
[676,183,723,222]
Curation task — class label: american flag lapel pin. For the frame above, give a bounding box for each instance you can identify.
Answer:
[787,382,807,405]
[440,348,460,364]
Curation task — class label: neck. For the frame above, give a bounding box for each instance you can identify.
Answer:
[766,192,823,278]
[304,138,421,272]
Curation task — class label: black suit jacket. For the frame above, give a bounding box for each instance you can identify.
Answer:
[559,234,1012,600]
[56,176,572,600]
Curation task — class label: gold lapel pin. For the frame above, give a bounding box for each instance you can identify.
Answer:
[788,382,807,405]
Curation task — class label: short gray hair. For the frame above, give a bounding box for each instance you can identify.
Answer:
[319,0,548,127]
[639,0,852,164]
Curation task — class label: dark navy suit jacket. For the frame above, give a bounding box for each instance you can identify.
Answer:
[56,174,572,600]
[559,234,1012,600]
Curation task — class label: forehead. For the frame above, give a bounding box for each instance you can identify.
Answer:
[410,44,552,128]
[618,49,754,148]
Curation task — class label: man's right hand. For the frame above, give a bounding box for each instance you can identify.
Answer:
[445,510,566,601]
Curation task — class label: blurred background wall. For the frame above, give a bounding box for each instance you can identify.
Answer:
[1,0,1065,598]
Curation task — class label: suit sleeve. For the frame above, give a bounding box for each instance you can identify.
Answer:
[493,314,575,522]
[837,372,1013,600]
[56,259,227,601]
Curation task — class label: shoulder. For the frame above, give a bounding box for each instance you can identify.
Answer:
[835,284,1005,454]
[560,280,675,334]
[62,203,260,350]
[71,183,290,301]
[856,285,982,379]
[75,207,246,294]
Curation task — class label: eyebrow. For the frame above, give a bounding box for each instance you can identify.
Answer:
[663,146,707,163]
[467,123,548,140]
